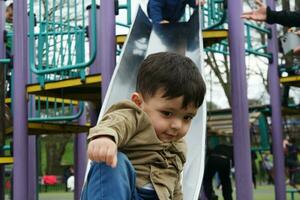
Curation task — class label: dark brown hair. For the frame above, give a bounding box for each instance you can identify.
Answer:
[136,52,206,108]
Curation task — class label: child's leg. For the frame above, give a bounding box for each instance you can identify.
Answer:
[81,152,139,200]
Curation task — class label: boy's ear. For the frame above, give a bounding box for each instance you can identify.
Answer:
[131,92,143,107]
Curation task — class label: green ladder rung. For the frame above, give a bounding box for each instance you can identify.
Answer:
[286,189,300,200]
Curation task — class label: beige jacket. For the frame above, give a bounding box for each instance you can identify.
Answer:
[88,100,187,200]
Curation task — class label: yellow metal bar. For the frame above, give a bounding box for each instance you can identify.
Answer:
[116,34,127,45]
[28,122,90,135]
[27,74,102,93]
[0,157,13,164]
[5,127,13,135]
[5,98,11,104]
[203,30,228,39]
[280,75,300,83]
[6,96,79,105]
[35,96,79,105]
[5,122,90,135]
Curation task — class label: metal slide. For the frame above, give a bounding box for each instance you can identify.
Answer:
[86,6,207,200]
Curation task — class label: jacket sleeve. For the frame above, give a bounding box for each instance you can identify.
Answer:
[173,176,183,200]
[88,104,143,148]
[266,6,300,27]
[148,0,165,23]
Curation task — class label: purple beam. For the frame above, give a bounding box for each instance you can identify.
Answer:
[266,0,286,199]
[88,4,101,75]
[27,137,37,200]
[26,12,37,200]
[0,1,4,57]
[88,5,100,126]
[75,109,87,200]
[0,2,5,200]
[13,0,29,199]
[100,0,116,100]
[228,0,253,199]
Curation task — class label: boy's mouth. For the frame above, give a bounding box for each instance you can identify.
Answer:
[163,132,177,141]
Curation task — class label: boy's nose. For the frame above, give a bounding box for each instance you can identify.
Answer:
[170,118,182,130]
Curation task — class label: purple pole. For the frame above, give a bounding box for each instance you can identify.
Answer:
[0,2,5,200]
[88,4,101,75]
[0,1,4,57]
[74,109,87,200]
[26,13,37,200]
[266,1,286,199]
[228,0,253,199]
[100,0,116,100]
[13,0,29,199]
[28,137,37,200]
[88,4,101,126]
[27,36,37,200]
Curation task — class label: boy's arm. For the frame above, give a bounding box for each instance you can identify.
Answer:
[173,177,183,200]
[88,108,140,146]
[266,7,300,27]
[87,102,143,166]
[88,136,118,168]
[148,0,165,23]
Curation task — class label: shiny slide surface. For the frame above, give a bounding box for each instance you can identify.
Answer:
[86,7,207,200]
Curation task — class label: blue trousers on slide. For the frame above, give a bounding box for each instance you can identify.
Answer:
[81,152,159,200]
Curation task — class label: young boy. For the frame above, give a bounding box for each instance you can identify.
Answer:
[81,52,206,199]
[5,3,13,55]
[147,0,205,24]
[4,3,13,97]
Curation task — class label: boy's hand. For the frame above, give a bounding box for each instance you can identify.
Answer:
[241,0,267,22]
[88,136,118,168]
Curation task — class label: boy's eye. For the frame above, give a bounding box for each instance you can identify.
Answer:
[183,115,194,121]
[161,111,172,117]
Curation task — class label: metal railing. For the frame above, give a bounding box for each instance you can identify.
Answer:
[29,0,97,86]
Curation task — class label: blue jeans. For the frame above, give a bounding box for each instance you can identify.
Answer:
[81,152,159,200]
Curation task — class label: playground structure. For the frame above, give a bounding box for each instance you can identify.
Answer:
[0,0,299,200]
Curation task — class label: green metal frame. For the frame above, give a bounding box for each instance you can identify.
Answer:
[29,99,84,122]
[26,0,95,121]
[202,0,227,30]
[117,0,132,28]
[29,0,97,82]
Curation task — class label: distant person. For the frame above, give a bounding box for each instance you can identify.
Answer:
[147,0,205,24]
[241,0,300,55]
[67,175,75,191]
[251,151,258,189]
[81,52,206,199]
[4,2,13,97]
[262,152,273,184]
[241,0,300,27]
[285,137,299,187]
[203,144,234,200]
[63,165,74,192]
[5,2,13,55]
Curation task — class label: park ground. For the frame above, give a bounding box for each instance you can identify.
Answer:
[4,184,299,200]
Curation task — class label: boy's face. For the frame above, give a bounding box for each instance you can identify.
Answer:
[6,7,13,23]
[132,88,198,143]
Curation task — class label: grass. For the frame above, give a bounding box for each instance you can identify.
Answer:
[214,184,300,200]
[39,192,74,200]
[4,184,299,200]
